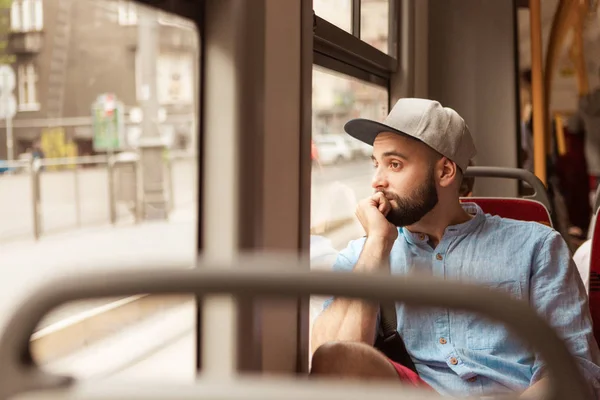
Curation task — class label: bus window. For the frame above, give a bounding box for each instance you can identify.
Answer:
[0,0,199,381]
[309,65,388,344]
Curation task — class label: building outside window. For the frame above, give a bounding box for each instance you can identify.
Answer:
[17,63,39,111]
[118,0,137,25]
[11,0,43,32]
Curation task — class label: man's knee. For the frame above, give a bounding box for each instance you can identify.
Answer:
[311,341,353,374]
[310,341,398,379]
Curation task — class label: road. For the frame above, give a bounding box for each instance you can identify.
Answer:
[311,158,372,186]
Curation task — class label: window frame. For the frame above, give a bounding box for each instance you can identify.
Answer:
[313,0,399,87]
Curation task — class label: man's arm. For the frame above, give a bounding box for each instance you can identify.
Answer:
[526,230,600,398]
[520,377,548,399]
[310,192,399,354]
[311,237,394,353]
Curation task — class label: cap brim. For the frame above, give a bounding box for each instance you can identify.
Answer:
[343,118,418,146]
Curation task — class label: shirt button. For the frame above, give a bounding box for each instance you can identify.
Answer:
[467,377,477,383]
[449,357,458,365]
[436,253,443,260]
[439,338,447,345]
[418,234,425,240]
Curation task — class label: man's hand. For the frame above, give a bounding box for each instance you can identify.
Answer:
[355,192,398,243]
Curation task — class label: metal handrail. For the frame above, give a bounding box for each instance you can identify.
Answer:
[464,166,551,209]
[0,159,31,169]
[39,155,110,167]
[169,150,197,161]
[0,258,591,400]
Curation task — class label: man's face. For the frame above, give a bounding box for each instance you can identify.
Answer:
[370,132,439,227]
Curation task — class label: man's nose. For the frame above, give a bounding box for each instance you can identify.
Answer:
[372,168,388,190]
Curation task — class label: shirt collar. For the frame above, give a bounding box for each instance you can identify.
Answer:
[401,202,485,245]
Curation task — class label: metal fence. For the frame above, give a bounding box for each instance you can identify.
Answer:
[0,152,197,243]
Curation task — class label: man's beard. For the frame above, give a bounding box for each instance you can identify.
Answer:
[378,169,439,227]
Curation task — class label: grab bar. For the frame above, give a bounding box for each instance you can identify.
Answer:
[464,166,551,209]
[0,257,591,400]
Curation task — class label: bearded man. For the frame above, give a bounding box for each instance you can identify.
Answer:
[310,98,600,399]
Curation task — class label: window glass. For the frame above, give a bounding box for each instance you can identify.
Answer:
[17,63,39,111]
[361,0,389,54]
[309,66,388,349]
[0,0,198,381]
[314,0,352,33]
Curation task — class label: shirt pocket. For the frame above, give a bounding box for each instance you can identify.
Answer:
[466,280,523,351]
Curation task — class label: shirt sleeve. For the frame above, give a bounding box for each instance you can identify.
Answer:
[319,236,382,338]
[530,230,600,397]
[320,237,365,311]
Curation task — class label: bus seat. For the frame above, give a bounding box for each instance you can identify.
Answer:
[460,197,553,227]
[588,210,600,344]
[461,167,553,228]
[587,184,600,239]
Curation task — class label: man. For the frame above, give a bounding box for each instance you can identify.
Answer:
[310,98,600,398]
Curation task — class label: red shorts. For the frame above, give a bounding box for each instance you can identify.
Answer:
[388,360,432,390]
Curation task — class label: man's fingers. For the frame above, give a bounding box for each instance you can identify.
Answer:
[372,192,391,215]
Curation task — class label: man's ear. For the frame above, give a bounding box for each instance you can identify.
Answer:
[438,157,458,189]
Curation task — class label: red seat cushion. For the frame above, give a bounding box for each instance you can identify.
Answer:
[460,197,552,227]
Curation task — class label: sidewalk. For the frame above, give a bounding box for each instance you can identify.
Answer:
[0,208,197,334]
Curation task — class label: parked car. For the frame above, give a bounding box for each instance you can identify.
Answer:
[313,134,353,165]
[345,136,372,158]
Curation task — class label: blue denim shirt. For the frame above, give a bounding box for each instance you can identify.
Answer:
[322,203,600,398]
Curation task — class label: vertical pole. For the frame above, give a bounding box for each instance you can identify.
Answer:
[166,155,174,212]
[529,0,547,185]
[133,160,141,223]
[572,2,589,97]
[4,72,13,161]
[107,157,116,224]
[31,159,41,239]
[74,164,81,227]
[351,0,361,37]
[138,5,167,220]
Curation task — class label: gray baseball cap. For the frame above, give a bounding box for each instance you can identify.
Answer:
[344,98,477,171]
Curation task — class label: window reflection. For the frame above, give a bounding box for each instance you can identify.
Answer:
[314,0,391,54]
[309,66,388,350]
[313,0,352,33]
[310,65,387,261]
[361,0,389,54]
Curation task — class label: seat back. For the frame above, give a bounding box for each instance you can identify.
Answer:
[459,197,552,227]
[587,184,600,239]
[461,167,553,227]
[588,211,600,344]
